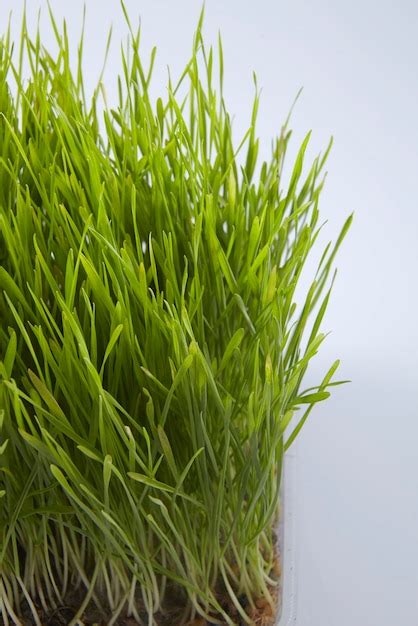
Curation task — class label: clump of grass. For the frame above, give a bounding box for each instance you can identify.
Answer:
[0,5,351,626]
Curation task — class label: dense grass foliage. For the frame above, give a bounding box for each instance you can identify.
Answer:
[0,7,351,625]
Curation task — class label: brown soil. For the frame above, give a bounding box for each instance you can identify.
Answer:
[2,591,280,626]
[3,555,281,626]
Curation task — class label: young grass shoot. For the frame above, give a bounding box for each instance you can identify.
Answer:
[0,6,351,625]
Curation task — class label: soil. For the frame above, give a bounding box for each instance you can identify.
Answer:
[2,554,281,626]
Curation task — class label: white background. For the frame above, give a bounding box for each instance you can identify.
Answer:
[2,2,418,624]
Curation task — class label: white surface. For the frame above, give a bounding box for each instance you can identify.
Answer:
[2,2,418,624]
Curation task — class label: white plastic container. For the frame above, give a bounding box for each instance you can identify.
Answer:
[277,448,297,625]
